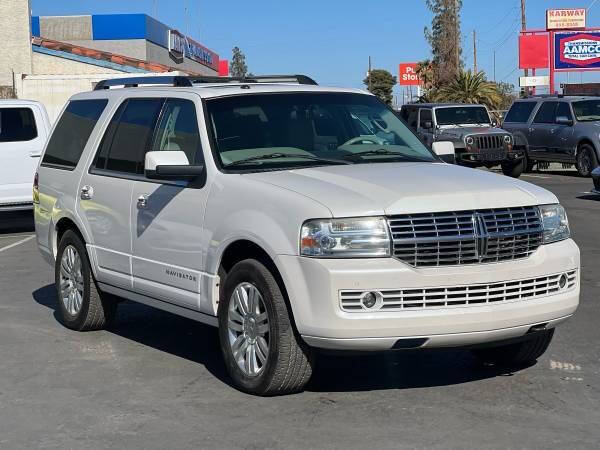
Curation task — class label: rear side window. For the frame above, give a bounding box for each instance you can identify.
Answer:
[504,102,537,123]
[95,98,164,174]
[533,102,558,124]
[42,100,108,169]
[0,107,37,142]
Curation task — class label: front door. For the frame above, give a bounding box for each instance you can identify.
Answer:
[0,106,44,204]
[131,97,210,311]
[528,101,557,160]
[551,102,575,161]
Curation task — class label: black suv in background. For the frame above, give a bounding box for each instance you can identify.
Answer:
[503,96,600,177]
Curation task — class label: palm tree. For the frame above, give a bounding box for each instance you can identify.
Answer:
[436,70,502,109]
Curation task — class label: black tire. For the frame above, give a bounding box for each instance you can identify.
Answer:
[523,151,535,173]
[576,144,599,177]
[501,158,525,178]
[55,230,117,331]
[218,259,314,396]
[472,329,554,367]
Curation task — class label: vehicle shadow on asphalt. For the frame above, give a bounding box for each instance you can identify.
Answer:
[0,211,34,234]
[576,194,600,202]
[32,284,530,393]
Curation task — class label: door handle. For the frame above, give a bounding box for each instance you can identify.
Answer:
[80,185,94,200]
[137,194,149,208]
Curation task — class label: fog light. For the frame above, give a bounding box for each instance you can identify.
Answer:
[559,274,568,289]
[361,291,380,309]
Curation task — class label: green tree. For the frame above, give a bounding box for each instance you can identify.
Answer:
[436,70,502,109]
[230,46,248,78]
[424,0,463,86]
[363,69,397,105]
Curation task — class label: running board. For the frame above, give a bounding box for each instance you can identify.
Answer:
[98,283,218,327]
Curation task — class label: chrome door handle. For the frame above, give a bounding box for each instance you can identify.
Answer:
[80,185,94,200]
[137,194,148,208]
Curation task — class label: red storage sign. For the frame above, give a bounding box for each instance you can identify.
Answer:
[398,63,422,86]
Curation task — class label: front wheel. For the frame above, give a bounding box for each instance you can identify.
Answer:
[218,259,314,395]
[472,329,554,367]
[576,144,599,177]
[501,158,525,178]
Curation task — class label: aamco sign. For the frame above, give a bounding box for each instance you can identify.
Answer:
[398,63,422,86]
[555,31,600,70]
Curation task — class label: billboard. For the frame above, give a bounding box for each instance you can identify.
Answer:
[519,34,549,69]
[398,63,422,86]
[555,31,600,71]
[547,9,586,30]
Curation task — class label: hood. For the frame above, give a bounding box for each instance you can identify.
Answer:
[244,163,557,217]
[438,126,508,137]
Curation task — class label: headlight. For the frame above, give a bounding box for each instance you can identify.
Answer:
[504,135,512,144]
[300,217,391,258]
[540,204,570,244]
[465,136,474,145]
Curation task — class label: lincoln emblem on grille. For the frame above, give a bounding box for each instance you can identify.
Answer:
[472,212,489,261]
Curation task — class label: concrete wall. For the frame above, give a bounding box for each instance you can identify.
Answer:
[0,0,33,86]
[32,52,125,76]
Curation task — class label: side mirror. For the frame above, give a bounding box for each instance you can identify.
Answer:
[432,141,455,164]
[145,151,204,180]
[556,116,573,126]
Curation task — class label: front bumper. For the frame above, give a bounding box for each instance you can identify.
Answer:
[278,239,580,351]
[459,149,523,164]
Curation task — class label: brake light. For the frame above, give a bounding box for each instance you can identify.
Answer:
[33,172,40,204]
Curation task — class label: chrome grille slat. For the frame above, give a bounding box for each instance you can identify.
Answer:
[388,206,543,267]
[340,271,577,311]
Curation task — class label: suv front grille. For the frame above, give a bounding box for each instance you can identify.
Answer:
[339,270,577,311]
[387,206,543,267]
[475,135,504,150]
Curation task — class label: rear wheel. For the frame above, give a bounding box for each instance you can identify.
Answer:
[218,259,314,395]
[472,329,554,367]
[55,230,117,331]
[576,144,599,177]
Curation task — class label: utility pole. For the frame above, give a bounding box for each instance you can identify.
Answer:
[455,0,460,74]
[521,0,528,80]
[368,56,372,92]
[473,30,477,73]
[493,50,496,82]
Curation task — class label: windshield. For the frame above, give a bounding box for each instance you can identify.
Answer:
[572,100,600,122]
[435,106,491,126]
[206,92,436,171]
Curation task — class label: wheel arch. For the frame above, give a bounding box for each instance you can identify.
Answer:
[53,216,86,259]
[576,138,596,155]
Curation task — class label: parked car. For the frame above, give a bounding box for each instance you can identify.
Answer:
[34,75,579,395]
[399,103,524,177]
[503,96,600,177]
[592,167,600,193]
[0,99,50,210]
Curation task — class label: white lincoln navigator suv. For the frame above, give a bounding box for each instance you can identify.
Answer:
[34,75,580,395]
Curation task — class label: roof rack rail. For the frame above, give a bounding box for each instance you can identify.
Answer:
[188,75,318,85]
[93,74,318,91]
[94,76,193,90]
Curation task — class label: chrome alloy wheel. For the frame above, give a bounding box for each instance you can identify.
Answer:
[227,282,270,377]
[59,245,84,316]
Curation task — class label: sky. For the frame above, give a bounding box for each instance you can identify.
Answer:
[30,0,600,103]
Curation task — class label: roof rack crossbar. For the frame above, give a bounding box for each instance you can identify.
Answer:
[93,74,318,91]
[94,76,193,90]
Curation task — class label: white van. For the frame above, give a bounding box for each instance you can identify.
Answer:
[0,100,50,210]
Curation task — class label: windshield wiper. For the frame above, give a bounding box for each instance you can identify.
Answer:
[225,152,352,167]
[343,149,415,160]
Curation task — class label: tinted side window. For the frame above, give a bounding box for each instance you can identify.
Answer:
[42,100,108,169]
[504,102,537,123]
[0,108,38,142]
[533,102,558,124]
[419,109,432,128]
[556,102,572,120]
[152,99,202,165]
[103,99,164,174]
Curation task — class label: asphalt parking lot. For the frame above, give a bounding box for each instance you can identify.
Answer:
[0,171,599,449]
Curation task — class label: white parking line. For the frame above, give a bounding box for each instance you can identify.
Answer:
[522,174,551,179]
[0,235,35,253]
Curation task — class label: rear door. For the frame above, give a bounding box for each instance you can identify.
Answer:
[503,101,538,152]
[0,105,42,205]
[78,97,164,290]
[528,101,558,160]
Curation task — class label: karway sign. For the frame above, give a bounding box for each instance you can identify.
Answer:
[555,31,600,70]
[398,63,422,86]
[546,8,586,31]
